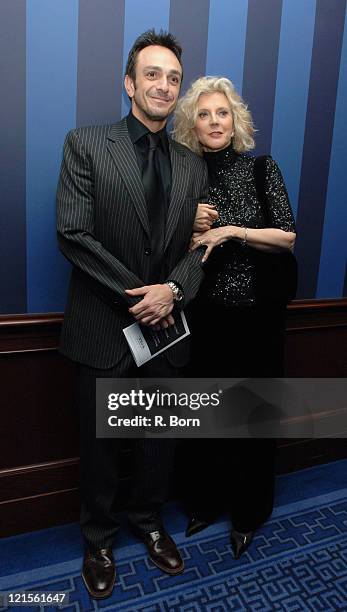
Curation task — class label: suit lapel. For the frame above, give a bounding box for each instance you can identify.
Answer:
[107,118,150,238]
[106,121,190,248]
[165,139,189,251]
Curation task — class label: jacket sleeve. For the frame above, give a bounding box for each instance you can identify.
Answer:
[56,130,145,308]
[166,159,209,309]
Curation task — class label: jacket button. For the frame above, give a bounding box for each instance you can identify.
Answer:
[145,247,151,256]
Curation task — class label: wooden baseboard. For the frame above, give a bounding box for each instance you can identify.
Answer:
[0,298,346,536]
[0,459,79,537]
[1,438,347,538]
[0,299,346,354]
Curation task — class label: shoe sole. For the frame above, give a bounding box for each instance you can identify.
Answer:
[82,571,116,600]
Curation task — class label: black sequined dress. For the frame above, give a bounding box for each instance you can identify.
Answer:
[199,145,296,307]
[183,146,296,533]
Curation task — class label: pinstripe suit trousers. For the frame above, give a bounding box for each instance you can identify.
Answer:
[75,353,182,549]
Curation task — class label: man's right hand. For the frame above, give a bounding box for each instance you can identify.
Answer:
[152,314,175,332]
[193,203,219,232]
[125,284,174,326]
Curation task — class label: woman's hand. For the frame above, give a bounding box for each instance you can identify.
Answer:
[193,203,219,232]
[190,223,296,263]
[190,227,230,262]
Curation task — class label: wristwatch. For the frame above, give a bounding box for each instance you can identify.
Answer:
[165,281,184,302]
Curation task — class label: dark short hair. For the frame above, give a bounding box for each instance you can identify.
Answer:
[125,29,183,82]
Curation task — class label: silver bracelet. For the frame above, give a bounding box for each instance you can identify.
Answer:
[241,226,248,246]
[165,281,184,302]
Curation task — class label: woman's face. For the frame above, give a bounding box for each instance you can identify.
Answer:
[194,92,234,152]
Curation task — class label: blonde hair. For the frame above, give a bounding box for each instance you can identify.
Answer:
[173,76,255,155]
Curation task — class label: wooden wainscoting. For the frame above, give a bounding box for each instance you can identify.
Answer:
[0,299,346,536]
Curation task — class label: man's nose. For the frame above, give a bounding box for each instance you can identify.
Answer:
[157,75,169,92]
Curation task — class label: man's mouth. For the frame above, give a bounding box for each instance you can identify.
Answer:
[150,96,172,103]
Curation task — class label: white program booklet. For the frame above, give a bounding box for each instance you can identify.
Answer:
[123,311,190,367]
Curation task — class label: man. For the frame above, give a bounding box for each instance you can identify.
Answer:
[56,30,208,599]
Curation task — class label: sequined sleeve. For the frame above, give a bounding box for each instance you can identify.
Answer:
[264,157,296,232]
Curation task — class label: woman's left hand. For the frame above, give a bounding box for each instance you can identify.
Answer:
[190,227,230,262]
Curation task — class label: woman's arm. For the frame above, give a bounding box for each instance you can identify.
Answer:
[191,157,296,262]
[218,225,296,252]
[190,226,296,263]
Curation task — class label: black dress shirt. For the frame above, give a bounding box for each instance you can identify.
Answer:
[126,111,171,213]
[126,111,183,292]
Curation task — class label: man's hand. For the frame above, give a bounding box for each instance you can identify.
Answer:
[193,203,219,233]
[125,284,174,326]
[152,314,175,332]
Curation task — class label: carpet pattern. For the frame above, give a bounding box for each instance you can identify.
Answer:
[1,489,347,611]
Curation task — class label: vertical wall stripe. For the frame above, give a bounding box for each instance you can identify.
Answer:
[271,0,316,219]
[205,0,248,94]
[0,1,26,314]
[26,0,78,312]
[295,0,346,298]
[121,0,170,118]
[242,0,283,154]
[77,0,125,127]
[317,6,347,298]
[2,1,347,315]
[169,0,210,94]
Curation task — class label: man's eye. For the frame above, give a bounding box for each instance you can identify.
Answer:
[170,76,179,84]
[147,71,156,78]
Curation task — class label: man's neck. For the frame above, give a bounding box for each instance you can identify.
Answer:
[131,106,167,133]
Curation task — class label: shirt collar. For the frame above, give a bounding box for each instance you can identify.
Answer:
[126,111,169,150]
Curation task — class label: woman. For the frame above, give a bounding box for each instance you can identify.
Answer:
[173,77,296,558]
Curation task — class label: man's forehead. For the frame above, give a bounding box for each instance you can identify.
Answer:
[137,45,182,72]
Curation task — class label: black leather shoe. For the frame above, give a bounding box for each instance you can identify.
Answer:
[82,547,116,599]
[144,529,184,575]
[230,530,254,559]
[185,516,213,537]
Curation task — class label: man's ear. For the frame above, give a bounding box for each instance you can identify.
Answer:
[124,74,135,98]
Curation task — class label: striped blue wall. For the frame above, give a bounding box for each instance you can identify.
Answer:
[1,0,346,314]
[26,0,78,312]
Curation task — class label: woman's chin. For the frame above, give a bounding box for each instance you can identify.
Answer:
[203,141,230,152]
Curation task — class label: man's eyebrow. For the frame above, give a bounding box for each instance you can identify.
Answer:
[143,65,182,76]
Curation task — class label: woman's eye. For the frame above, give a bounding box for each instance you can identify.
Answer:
[219,111,228,116]
[198,112,208,118]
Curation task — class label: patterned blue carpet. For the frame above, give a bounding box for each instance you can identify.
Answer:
[1,461,347,611]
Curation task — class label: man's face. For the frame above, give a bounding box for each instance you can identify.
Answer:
[124,45,182,128]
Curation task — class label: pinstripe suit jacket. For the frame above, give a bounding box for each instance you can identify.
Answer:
[56,117,208,368]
